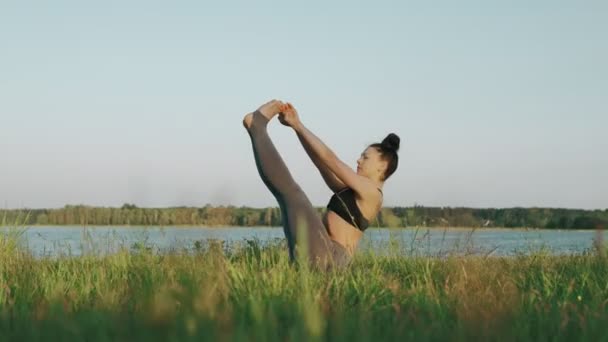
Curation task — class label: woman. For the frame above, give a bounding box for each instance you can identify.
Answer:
[243,100,400,269]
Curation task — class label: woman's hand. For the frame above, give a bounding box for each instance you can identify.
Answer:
[278,102,302,129]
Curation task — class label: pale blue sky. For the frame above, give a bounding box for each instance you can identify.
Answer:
[1,0,606,210]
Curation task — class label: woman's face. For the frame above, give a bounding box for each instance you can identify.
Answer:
[356,147,386,180]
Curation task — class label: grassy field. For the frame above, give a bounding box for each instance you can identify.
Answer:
[1,226,608,341]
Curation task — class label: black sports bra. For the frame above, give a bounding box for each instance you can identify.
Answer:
[326,187,382,231]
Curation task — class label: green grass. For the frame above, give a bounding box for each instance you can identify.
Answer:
[1,226,608,341]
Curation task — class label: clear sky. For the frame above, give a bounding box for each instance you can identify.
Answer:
[1,0,606,210]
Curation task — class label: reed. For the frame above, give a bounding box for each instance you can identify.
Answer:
[0,223,607,341]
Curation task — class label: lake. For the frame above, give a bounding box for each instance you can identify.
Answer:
[0,226,604,258]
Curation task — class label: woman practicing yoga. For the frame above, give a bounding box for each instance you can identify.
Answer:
[243,99,400,269]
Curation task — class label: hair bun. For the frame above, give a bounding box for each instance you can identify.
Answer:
[381,133,400,152]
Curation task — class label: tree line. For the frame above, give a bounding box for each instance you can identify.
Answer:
[2,204,607,229]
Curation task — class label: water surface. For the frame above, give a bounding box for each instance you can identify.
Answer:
[2,226,604,258]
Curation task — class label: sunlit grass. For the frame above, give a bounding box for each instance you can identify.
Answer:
[1,220,607,341]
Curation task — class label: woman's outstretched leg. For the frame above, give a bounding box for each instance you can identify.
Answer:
[243,103,302,201]
[243,102,335,266]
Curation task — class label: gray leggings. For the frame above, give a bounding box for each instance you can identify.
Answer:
[246,110,351,269]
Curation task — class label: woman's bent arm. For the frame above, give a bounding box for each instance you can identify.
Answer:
[292,122,376,197]
[295,130,345,192]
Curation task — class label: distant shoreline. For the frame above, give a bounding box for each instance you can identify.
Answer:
[0,224,603,232]
[2,205,606,230]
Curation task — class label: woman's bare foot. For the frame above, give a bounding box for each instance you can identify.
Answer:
[257,99,284,120]
[243,99,284,130]
[242,112,254,129]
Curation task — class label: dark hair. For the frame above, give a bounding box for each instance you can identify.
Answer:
[370,133,400,181]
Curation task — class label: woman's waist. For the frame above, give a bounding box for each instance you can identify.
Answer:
[323,211,363,252]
